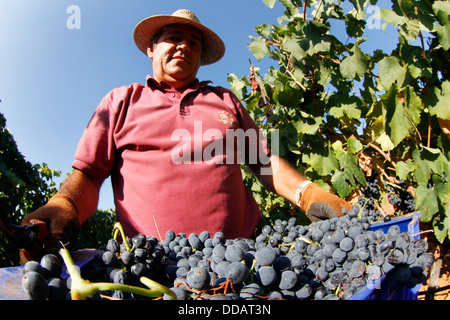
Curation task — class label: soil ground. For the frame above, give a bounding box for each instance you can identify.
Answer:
[417,222,450,300]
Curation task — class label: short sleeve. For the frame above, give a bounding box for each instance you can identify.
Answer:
[72,91,118,180]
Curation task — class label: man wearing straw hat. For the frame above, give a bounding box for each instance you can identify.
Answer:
[20,9,351,262]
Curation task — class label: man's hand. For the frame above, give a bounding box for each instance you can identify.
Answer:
[299,183,352,222]
[19,169,103,264]
[20,195,80,264]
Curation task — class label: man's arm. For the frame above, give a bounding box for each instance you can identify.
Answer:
[56,169,104,226]
[248,155,306,205]
[248,154,351,221]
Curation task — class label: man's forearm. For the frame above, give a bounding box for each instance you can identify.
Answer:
[55,169,103,226]
[249,155,308,206]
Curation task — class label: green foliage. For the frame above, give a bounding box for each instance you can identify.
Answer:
[0,112,61,266]
[76,209,116,251]
[230,0,450,241]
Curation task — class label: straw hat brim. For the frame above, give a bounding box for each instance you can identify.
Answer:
[133,14,225,66]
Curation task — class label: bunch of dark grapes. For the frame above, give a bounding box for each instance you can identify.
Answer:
[362,175,380,200]
[21,254,68,300]
[22,205,434,300]
[386,180,416,214]
[357,175,386,223]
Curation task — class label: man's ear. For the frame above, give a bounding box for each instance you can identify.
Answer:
[147,45,154,59]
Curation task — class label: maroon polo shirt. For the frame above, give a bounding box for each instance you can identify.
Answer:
[72,76,269,239]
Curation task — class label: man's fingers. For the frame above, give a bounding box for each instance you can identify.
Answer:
[307,203,340,221]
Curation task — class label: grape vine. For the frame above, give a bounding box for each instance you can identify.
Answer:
[229,0,450,242]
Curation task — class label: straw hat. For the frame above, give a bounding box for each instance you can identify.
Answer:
[133,9,225,66]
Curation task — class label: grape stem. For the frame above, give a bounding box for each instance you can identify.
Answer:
[112,222,132,251]
[58,247,176,300]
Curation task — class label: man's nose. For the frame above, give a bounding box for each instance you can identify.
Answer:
[176,40,190,52]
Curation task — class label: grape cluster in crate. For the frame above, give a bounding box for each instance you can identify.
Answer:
[21,203,434,300]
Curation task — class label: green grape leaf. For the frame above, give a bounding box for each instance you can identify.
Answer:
[381,85,411,147]
[339,46,369,80]
[415,184,439,222]
[428,80,450,120]
[263,0,277,9]
[249,37,269,60]
[377,56,406,90]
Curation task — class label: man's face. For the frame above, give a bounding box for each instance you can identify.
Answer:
[147,24,203,90]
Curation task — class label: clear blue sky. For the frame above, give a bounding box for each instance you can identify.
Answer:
[0,0,398,210]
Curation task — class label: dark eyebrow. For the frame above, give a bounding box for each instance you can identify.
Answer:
[166,29,201,41]
[151,25,204,50]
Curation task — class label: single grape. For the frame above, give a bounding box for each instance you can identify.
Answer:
[188,254,202,268]
[213,260,230,278]
[376,240,393,254]
[332,248,347,264]
[130,262,147,278]
[278,270,298,290]
[211,245,226,263]
[315,267,329,282]
[113,270,129,285]
[175,266,189,278]
[212,232,225,246]
[47,277,68,300]
[225,262,249,285]
[295,283,313,299]
[188,233,202,250]
[356,247,371,261]
[225,244,245,263]
[339,237,354,252]
[40,254,62,279]
[349,260,366,278]
[132,233,147,249]
[186,267,210,290]
[165,230,176,242]
[23,261,46,277]
[354,234,369,248]
[255,246,277,266]
[347,224,362,239]
[274,256,291,273]
[22,271,49,300]
[310,229,324,242]
[331,229,345,244]
[134,247,148,262]
[387,249,404,265]
[199,231,210,243]
[366,265,382,282]
[321,257,336,273]
[105,238,120,253]
[290,254,308,270]
[322,243,337,258]
[120,250,135,266]
[294,239,308,254]
[414,239,428,255]
[306,242,320,256]
[255,265,277,286]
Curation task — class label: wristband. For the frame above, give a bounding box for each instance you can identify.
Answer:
[295,181,313,206]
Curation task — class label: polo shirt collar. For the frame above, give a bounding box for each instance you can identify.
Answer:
[145,75,211,92]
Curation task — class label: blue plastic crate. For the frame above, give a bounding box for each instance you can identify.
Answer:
[349,211,422,300]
